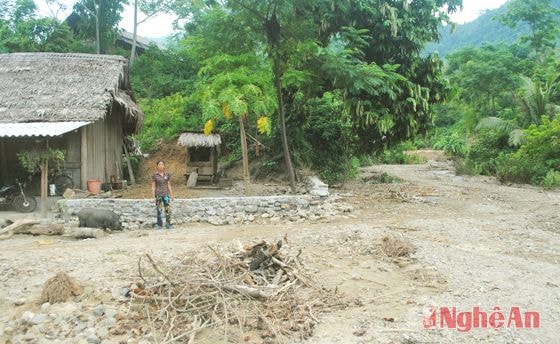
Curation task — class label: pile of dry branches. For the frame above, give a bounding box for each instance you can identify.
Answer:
[126,239,345,343]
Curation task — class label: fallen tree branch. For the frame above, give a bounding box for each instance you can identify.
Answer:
[0,219,40,236]
[0,220,64,240]
[145,254,176,287]
[222,284,272,299]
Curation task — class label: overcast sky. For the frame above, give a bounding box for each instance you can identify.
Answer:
[34,0,510,38]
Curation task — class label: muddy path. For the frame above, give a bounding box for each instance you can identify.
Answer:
[1,162,559,343]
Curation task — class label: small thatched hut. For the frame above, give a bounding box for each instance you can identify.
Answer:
[0,52,143,191]
[177,132,221,183]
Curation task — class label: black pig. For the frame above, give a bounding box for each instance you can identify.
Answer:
[77,208,122,230]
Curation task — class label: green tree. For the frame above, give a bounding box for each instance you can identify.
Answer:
[0,0,78,52]
[446,44,526,121]
[130,45,198,99]
[73,0,128,54]
[196,53,276,186]
[500,0,560,55]
[137,93,201,152]
[166,0,462,185]
[130,0,174,65]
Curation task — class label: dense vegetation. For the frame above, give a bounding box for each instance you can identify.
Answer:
[433,0,560,188]
[2,0,560,189]
[130,0,463,185]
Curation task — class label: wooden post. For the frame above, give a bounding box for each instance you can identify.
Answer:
[81,127,87,190]
[123,142,136,185]
[239,115,250,185]
[40,158,48,218]
[0,139,7,183]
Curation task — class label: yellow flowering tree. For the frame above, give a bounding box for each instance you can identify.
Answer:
[197,53,276,185]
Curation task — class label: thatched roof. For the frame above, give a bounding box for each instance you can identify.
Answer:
[177,132,222,147]
[0,52,143,133]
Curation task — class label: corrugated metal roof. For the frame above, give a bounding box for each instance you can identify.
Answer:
[0,121,91,137]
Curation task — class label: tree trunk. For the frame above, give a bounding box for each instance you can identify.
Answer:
[264,12,296,193]
[40,160,48,218]
[95,1,100,54]
[272,53,296,192]
[123,142,136,185]
[130,0,138,65]
[0,220,40,236]
[0,220,65,240]
[239,115,250,187]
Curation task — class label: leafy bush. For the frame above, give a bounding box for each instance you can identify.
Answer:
[347,156,361,180]
[17,148,66,174]
[366,172,401,184]
[495,152,547,184]
[292,93,356,183]
[433,129,466,156]
[543,170,560,189]
[379,148,407,164]
[358,154,375,167]
[496,116,560,185]
[137,94,203,152]
[464,129,513,175]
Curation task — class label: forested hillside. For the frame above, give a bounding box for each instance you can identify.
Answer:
[430,0,560,189]
[426,0,560,57]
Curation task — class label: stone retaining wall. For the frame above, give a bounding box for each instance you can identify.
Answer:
[58,195,351,229]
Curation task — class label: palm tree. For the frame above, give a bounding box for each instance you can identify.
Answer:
[519,75,560,126]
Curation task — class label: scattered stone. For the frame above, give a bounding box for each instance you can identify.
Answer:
[87,334,101,344]
[306,176,329,197]
[49,302,82,319]
[245,205,258,213]
[31,313,47,325]
[92,305,105,317]
[97,326,109,338]
[41,302,51,313]
[353,328,366,336]
[13,298,26,306]
[21,311,35,324]
[99,317,117,327]
[111,287,129,301]
[103,308,118,319]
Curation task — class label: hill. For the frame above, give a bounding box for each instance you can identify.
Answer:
[426,0,560,58]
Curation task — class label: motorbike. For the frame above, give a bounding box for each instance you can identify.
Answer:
[0,179,37,213]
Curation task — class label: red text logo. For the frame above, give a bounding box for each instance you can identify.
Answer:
[423,306,540,332]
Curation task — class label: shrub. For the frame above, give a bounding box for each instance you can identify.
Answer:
[496,115,560,185]
[293,93,355,183]
[359,154,375,167]
[377,142,424,165]
[464,129,513,175]
[543,170,560,189]
[495,152,547,184]
[433,130,466,156]
[137,94,203,152]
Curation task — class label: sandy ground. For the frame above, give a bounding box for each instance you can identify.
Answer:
[1,161,559,343]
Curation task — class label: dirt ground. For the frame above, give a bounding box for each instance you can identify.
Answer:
[1,160,559,343]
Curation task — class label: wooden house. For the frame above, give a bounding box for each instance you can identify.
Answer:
[0,53,143,192]
[177,132,221,183]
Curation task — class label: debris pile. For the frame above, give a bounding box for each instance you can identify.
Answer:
[380,234,415,259]
[40,272,82,304]
[125,239,346,343]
